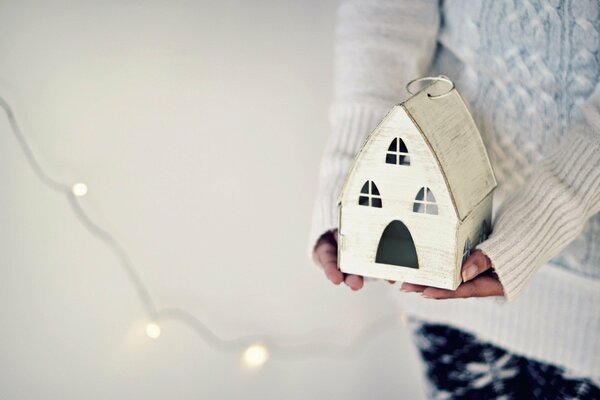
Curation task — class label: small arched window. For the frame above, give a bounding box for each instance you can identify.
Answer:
[413,187,438,215]
[386,138,410,166]
[358,180,382,208]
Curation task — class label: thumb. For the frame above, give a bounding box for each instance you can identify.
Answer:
[461,250,492,282]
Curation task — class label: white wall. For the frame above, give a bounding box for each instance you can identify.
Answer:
[0,1,425,399]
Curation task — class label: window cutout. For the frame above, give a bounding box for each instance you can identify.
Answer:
[371,182,380,195]
[399,139,408,153]
[415,188,425,201]
[462,239,472,264]
[388,138,397,152]
[375,220,419,268]
[426,188,436,202]
[386,138,410,166]
[360,181,369,194]
[358,180,382,208]
[413,186,438,215]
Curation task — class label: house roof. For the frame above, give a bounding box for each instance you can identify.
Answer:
[338,79,497,221]
[402,80,496,220]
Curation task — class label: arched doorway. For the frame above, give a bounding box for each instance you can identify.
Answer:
[375,220,419,268]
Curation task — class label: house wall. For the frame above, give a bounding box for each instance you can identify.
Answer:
[455,193,494,287]
[339,106,459,289]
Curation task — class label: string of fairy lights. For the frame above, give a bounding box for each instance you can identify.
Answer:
[0,95,407,369]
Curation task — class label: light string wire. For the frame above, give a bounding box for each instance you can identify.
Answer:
[0,95,406,363]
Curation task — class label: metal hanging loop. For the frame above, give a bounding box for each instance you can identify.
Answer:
[405,75,455,99]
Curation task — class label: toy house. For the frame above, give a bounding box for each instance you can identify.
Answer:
[337,78,497,290]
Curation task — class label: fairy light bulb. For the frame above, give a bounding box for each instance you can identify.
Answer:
[243,344,269,368]
[145,322,161,339]
[72,182,88,197]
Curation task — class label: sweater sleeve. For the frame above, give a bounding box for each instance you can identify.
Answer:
[476,83,600,302]
[308,0,441,258]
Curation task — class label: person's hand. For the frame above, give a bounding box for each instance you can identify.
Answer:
[312,229,365,291]
[400,250,504,299]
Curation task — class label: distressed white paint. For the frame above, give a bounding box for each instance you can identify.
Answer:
[338,81,497,290]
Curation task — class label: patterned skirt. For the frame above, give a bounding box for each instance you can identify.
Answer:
[409,319,600,400]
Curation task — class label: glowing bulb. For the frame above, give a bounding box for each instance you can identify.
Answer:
[145,322,161,339]
[72,182,88,197]
[243,344,269,368]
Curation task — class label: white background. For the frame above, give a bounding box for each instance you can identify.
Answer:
[0,1,425,399]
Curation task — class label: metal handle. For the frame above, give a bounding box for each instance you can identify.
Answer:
[406,75,455,99]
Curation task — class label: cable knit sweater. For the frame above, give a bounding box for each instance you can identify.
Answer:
[309,0,600,378]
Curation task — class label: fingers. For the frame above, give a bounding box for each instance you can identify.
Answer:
[313,230,364,291]
[400,282,428,292]
[314,242,344,285]
[421,275,504,299]
[461,250,492,283]
[344,274,364,291]
[313,241,363,290]
[400,249,493,293]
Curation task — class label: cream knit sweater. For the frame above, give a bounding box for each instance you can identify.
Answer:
[309,0,600,378]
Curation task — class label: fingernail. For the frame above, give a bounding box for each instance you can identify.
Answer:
[421,292,432,299]
[463,264,479,282]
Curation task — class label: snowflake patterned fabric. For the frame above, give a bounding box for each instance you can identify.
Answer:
[410,321,600,399]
